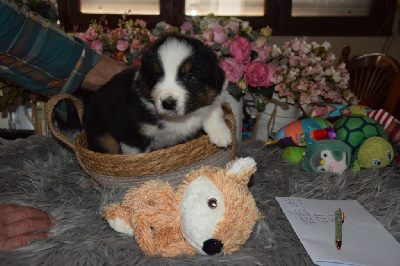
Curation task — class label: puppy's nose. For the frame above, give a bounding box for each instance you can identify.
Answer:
[202,238,223,255]
[162,98,176,110]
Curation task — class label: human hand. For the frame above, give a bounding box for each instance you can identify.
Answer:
[81,54,128,91]
[0,204,56,251]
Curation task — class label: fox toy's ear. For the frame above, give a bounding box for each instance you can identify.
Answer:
[226,157,257,185]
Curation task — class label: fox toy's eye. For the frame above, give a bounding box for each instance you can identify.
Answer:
[207,198,218,209]
[182,72,194,81]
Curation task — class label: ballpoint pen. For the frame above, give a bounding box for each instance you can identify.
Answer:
[335,208,344,250]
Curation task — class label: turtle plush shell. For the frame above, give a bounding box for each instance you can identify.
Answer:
[333,114,388,159]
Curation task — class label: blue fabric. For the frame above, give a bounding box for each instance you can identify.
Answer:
[0,0,100,96]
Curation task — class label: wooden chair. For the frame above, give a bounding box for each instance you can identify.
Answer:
[339,46,400,119]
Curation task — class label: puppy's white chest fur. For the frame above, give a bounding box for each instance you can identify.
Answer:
[144,114,204,151]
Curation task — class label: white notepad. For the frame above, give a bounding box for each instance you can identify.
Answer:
[276,197,400,266]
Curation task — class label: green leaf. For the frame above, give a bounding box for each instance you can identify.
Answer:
[227,84,243,101]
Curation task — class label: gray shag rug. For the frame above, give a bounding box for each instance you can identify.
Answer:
[1,135,399,265]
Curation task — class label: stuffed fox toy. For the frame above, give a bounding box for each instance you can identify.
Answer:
[103,157,261,257]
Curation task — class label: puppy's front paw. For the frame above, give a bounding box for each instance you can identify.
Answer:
[208,124,232,148]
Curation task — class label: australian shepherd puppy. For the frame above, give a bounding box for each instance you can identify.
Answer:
[83,33,232,154]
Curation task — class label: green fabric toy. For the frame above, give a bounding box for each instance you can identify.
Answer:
[352,137,394,172]
[302,139,352,174]
[281,146,306,163]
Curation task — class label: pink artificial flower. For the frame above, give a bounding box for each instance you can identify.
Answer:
[278,88,291,97]
[224,21,239,34]
[130,39,142,54]
[212,26,229,44]
[90,40,103,53]
[300,66,313,76]
[291,82,299,91]
[291,39,301,52]
[287,68,299,82]
[200,18,219,29]
[282,41,291,50]
[275,83,287,93]
[299,54,312,67]
[110,28,124,40]
[270,45,282,58]
[253,36,268,48]
[289,56,298,67]
[324,66,335,76]
[298,78,309,91]
[244,61,277,87]
[299,43,311,54]
[299,92,311,105]
[271,74,283,84]
[325,53,336,64]
[221,40,231,51]
[321,41,331,51]
[181,22,194,34]
[123,27,132,37]
[78,32,87,41]
[287,92,295,104]
[134,19,147,28]
[312,64,323,75]
[85,26,98,40]
[220,57,244,83]
[276,65,288,74]
[116,40,129,52]
[332,71,343,82]
[202,29,214,41]
[230,36,251,64]
[252,47,269,61]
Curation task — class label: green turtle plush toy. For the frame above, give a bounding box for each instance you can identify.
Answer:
[334,114,388,161]
[352,136,394,172]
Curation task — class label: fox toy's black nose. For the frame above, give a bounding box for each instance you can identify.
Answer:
[162,98,176,110]
[202,238,223,255]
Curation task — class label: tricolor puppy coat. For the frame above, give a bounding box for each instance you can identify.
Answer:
[83,34,232,154]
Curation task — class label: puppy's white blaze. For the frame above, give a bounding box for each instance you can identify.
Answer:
[107,217,134,236]
[152,38,193,116]
[179,176,225,255]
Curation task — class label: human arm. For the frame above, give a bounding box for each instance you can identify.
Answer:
[0,204,56,251]
[0,0,126,95]
[81,54,128,91]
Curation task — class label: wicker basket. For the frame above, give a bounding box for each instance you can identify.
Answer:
[45,94,236,188]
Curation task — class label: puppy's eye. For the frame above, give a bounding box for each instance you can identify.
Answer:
[182,72,194,81]
[207,198,218,209]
